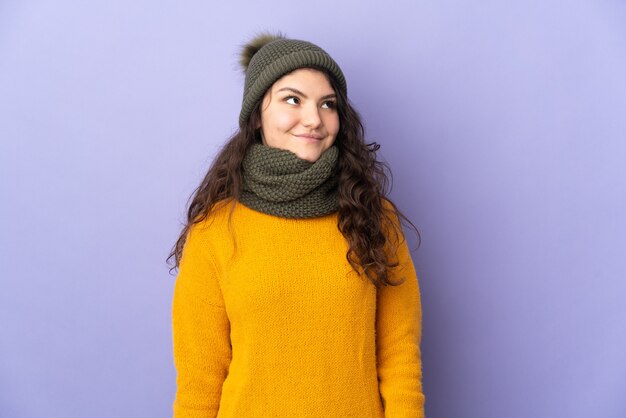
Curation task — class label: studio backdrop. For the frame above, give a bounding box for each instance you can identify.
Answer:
[1,1,625,417]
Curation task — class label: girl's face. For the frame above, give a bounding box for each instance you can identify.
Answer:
[258,68,340,163]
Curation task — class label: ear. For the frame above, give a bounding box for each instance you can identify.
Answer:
[256,91,271,130]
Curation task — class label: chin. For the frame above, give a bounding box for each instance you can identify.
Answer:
[294,150,321,163]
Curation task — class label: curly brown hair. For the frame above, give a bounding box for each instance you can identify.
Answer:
[166,68,420,287]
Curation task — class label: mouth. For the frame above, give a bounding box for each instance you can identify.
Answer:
[295,133,324,141]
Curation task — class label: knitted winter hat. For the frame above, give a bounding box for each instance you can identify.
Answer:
[238,32,347,127]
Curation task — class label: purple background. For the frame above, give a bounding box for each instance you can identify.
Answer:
[1,1,625,417]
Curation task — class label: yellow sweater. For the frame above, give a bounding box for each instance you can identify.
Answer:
[172,199,425,417]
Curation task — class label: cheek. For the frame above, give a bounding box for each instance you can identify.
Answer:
[263,110,298,135]
[326,114,340,136]
[273,111,298,130]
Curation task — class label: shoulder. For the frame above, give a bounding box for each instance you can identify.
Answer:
[188,199,237,238]
[381,196,395,213]
[381,197,401,229]
[380,197,406,248]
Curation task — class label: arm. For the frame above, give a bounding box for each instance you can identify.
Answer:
[172,222,231,418]
[376,211,425,417]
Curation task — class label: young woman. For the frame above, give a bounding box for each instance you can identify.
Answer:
[168,33,425,417]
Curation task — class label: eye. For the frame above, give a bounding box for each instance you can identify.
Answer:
[285,96,300,105]
[321,100,337,110]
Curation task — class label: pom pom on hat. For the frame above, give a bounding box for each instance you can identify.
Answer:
[237,31,347,127]
[239,32,286,73]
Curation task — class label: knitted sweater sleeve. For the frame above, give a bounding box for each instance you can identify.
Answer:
[172,222,232,418]
[376,208,425,417]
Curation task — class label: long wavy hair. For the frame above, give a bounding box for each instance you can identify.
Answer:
[166,67,420,287]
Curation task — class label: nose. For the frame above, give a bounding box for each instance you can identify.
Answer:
[301,103,322,128]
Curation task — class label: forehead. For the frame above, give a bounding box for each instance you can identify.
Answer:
[271,68,334,92]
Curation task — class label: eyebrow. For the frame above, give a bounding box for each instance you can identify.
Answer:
[276,87,336,100]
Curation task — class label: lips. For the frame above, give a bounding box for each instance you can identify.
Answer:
[295,133,323,140]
